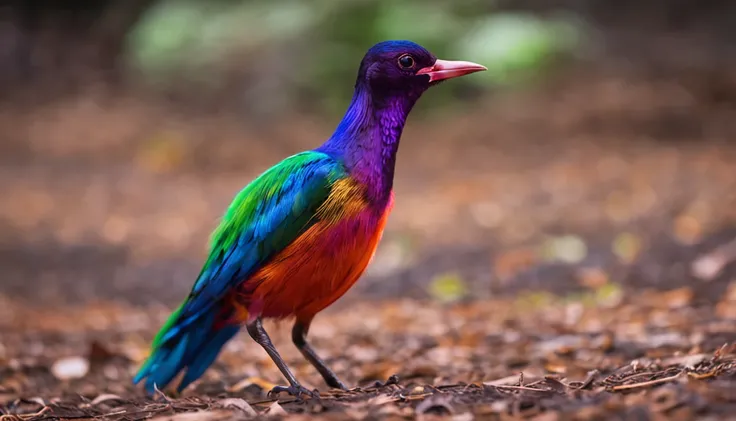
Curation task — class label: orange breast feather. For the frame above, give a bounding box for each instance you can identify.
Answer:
[229,179,394,324]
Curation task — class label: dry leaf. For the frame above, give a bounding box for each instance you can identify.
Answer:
[227,376,277,392]
[219,398,257,417]
[89,394,124,405]
[544,362,568,374]
[673,215,702,244]
[266,401,287,416]
[50,356,90,380]
[88,340,116,363]
[530,411,561,421]
[661,354,707,369]
[576,267,609,289]
[484,374,527,387]
[148,411,232,421]
[493,248,538,282]
[416,394,454,415]
[662,287,694,309]
[366,394,397,406]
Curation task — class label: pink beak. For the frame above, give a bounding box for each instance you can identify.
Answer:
[417,59,487,83]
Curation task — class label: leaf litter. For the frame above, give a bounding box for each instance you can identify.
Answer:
[1,289,734,420]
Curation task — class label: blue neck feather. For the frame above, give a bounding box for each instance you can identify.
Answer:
[317,81,418,204]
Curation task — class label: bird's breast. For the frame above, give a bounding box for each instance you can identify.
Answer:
[233,184,394,322]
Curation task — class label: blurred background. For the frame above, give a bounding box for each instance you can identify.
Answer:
[1,0,736,310]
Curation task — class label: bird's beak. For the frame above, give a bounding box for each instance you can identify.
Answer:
[417,59,487,83]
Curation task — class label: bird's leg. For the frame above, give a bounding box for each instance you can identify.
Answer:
[246,318,316,398]
[292,321,348,390]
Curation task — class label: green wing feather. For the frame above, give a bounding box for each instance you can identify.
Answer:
[161,150,346,341]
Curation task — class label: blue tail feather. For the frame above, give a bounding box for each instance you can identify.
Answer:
[133,307,240,394]
[179,324,239,391]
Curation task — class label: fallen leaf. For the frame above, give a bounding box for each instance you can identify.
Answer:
[366,394,397,407]
[219,398,257,417]
[544,362,568,374]
[673,214,702,244]
[451,413,475,421]
[593,332,615,352]
[227,376,277,393]
[89,394,124,405]
[530,411,561,421]
[661,354,707,369]
[148,411,232,421]
[484,373,529,387]
[416,394,454,415]
[661,287,693,309]
[541,376,568,393]
[266,401,287,416]
[25,397,46,407]
[409,385,426,395]
[88,341,116,364]
[493,248,538,282]
[576,267,609,289]
[51,356,90,380]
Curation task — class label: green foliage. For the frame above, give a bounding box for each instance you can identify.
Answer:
[126,0,584,116]
[456,13,581,84]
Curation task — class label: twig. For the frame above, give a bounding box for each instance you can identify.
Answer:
[610,372,683,391]
[483,374,533,387]
[494,385,548,392]
[577,370,599,390]
[100,409,128,417]
[398,392,433,401]
[246,398,280,407]
[0,406,50,421]
[616,371,657,384]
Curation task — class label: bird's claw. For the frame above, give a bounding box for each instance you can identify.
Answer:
[373,374,400,388]
[268,384,319,399]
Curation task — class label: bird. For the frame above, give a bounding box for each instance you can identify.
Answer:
[133,40,486,397]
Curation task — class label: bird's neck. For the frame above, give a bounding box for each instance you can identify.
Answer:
[318,83,416,204]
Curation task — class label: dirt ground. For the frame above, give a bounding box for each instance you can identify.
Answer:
[1,289,735,420]
[2,29,736,420]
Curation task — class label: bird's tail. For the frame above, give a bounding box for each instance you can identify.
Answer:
[133,301,239,394]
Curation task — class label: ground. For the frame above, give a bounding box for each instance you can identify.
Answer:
[2,40,736,420]
[1,290,735,420]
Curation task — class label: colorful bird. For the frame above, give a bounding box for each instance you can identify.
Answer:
[134,40,485,397]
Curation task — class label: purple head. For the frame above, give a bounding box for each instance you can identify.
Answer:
[320,40,485,202]
[356,40,487,103]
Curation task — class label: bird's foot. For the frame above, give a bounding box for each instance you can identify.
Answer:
[268,384,319,399]
[373,374,400,388]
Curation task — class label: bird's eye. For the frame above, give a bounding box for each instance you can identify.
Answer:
[398,54,415,69]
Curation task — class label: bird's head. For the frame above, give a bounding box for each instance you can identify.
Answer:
[356,40,486,100]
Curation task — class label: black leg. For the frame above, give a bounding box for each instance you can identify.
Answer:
[246,318,315,398]
[292,321,348,390]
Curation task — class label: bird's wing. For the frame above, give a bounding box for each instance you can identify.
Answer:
[161,151,345,342]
